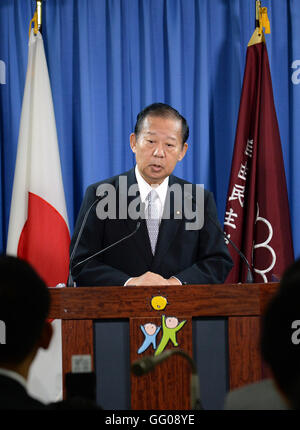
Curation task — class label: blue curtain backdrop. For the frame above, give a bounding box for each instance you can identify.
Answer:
[1,0,300,411]
[0,0,299,255]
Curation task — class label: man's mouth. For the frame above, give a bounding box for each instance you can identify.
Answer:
[150,163,163,170]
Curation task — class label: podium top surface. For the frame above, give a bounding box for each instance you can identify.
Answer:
[48,283,279,320]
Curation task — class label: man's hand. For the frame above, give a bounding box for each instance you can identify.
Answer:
[167,277,181,285]
[126,272,181,286]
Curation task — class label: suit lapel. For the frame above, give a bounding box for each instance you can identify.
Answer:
[119,170,186,269]
[152,175,183,269]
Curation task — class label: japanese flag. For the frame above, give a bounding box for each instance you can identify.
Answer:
[6,30,70,402]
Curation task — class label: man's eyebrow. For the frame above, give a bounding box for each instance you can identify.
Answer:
[146,131,177,141]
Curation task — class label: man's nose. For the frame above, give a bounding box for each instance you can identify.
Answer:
[153,143,165,157]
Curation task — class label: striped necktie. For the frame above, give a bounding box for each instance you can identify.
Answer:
[146,189,160,254]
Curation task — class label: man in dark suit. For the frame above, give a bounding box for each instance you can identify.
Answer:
[0,256,53,410]
[70,103,233,287]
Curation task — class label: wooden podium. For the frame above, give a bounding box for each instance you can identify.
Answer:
[48,283,278,410]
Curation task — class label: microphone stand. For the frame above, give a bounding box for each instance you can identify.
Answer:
[72,222,141,272]
[206,212,254,283]
[131,349,203,410]
[67,196,102,287]
[67,193,141,287]
[184,190,254,283]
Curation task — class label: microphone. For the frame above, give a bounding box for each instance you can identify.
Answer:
[131,350,174,376]
[67,191,141,287]
[206,211,254,283]
[67,195,105,287]
[131,349,203,410]
[71,221,141,273]
[184,191,254,283]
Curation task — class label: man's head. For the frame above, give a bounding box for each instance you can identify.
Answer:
[261,258,300,409]
[0,255,52,374]
[130,103,188,185]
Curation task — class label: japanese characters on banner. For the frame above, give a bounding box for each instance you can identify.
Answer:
[224,29,294,284]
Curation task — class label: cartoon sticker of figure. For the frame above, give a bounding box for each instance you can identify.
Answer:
[137,323,161,354]
[155,315,186,356]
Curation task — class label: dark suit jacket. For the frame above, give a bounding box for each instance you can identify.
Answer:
[0,375,47,410]
[70,168,233,286]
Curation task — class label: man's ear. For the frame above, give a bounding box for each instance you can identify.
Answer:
[178,142,188,161]
[38,321,53,351]
[130,133,137,153]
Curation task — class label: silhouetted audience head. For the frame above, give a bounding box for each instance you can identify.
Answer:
[0,255,52,369]
[261,258,300,409]
[0,255,103,411]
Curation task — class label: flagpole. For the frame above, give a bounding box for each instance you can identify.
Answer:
[36,0,43,32]
[10,0,70,402]
[29,0,43,37]
[255,0,261,29]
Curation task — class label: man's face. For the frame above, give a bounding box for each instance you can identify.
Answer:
[130,115,188,185]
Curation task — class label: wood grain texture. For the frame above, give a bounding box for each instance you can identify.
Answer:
[61,319,94,398]
[130,316,193,410]
[228,316,262,389]
[259,283,278,314]
[48,283,280,407]
[49,283,278,320]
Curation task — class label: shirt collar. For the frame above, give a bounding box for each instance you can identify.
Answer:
[0,367,27,390]
[135,165,169,206]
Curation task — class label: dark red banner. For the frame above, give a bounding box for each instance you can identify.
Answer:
[224,32,294,283]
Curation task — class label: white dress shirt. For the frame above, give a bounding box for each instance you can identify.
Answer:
[135,165,169,221]
[124,166,181,285]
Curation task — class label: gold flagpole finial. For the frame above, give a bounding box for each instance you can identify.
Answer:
[29,0,43,38]
[256,1,271,34]
[36,0,43,31]
[249,0,270,46]
[255,1,261,28]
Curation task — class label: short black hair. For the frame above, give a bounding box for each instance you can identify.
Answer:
[0,255,50,364]
[134,103,189,145]
[261,258,300,409]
